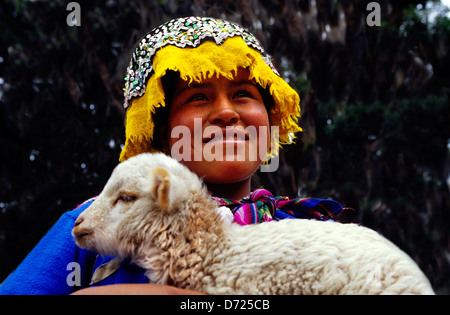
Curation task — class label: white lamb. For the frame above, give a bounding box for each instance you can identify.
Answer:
[72,153,435,295]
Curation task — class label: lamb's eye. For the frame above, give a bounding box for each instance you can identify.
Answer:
[117,193,137,203]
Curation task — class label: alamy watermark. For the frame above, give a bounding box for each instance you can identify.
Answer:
[66,262,81,287]
[66,2,81,27]
[63,1,379,174]
[66,260,394,289]
[367,2,381,27]
[66,2,381,28]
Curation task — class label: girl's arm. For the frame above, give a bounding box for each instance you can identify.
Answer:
[71,283,206,295]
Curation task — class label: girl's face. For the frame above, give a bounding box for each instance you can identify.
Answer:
[167,68,270,186]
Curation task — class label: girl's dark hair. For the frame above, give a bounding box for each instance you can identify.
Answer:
[151,70,179,152]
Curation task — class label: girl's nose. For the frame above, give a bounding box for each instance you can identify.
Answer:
[208,96,240,126]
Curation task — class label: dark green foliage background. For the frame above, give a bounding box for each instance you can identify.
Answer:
[1,0,449,293]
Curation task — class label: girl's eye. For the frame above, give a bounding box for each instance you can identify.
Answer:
[117,193,137,203]
[233,90,254,99]
[187,94,208,103]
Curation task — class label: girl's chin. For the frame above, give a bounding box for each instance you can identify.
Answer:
[183,160,262,184]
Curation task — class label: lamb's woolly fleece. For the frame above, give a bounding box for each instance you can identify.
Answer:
[72,153,435,295]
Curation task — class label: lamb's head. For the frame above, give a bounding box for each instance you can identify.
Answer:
[72,153,205,257]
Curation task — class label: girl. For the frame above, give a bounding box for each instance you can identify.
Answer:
[0,17,343,295]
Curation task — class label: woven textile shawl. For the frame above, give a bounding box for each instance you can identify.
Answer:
[212,189,344,225]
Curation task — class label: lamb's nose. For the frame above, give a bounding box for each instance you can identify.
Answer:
[74,217,84,227]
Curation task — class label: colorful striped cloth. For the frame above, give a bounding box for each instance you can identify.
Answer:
[212,189,345,225]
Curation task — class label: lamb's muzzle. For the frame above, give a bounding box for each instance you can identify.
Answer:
[72,216,92,241]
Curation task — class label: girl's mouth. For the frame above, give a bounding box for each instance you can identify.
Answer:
[202,128,250,144]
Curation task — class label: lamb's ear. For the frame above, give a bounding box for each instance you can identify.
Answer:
[151,167,171,212]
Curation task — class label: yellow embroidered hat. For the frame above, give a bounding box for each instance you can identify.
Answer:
[120,16,301,162]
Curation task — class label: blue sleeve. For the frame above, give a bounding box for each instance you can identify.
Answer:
[0,202,97,295]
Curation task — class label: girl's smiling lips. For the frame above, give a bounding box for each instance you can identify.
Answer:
[202,128,250,144]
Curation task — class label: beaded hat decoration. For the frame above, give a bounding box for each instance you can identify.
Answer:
[120,16,302,162]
